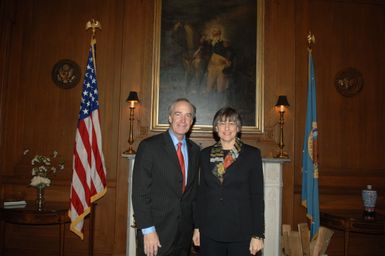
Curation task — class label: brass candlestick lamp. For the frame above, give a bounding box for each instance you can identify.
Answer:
[275,95,290,158]
[124,91,139,154]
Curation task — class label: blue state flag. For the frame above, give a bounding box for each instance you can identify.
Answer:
[301,50,320,238]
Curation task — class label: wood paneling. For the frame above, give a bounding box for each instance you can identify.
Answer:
[1,0,384,255]
[294,0,385,255]
[0,0,126,255]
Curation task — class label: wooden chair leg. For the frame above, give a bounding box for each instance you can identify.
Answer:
[310,226,334,256]
[282,224,291,255]
[298,223,311,256]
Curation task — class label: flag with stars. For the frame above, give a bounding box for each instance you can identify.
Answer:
[69,38,107,239]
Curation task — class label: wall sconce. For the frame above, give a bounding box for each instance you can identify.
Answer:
[124,91,139,154]
[275,95,290,158]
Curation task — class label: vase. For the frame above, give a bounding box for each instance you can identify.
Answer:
[36,186,45,211]
[362,184,377,220]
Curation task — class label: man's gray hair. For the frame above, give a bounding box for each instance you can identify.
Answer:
[168,98,196,118]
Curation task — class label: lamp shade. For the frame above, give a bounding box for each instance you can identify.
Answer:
[126,91,139,103]
[275,95,289,107]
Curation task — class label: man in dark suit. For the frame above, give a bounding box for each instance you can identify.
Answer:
[132,98,200,256]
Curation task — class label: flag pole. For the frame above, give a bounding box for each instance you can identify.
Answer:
[307,31,315,51]
[85,19,102,71]
[85,19,102,37]
[302,30,320,238]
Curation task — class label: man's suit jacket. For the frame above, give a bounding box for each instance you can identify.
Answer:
[132,131,200,254]
[196,143,265,242]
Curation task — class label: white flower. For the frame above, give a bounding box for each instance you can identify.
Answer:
[30,176,51,188]
[39,165,48,173]
[23,149,65,188]
[43,159,51,165]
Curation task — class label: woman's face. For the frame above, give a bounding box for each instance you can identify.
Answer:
[216,118,239,145]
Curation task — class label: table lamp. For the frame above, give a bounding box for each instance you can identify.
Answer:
[275,95,289,158]
[124,91,139,154]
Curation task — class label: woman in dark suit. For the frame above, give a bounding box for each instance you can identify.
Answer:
[193,107,264,256]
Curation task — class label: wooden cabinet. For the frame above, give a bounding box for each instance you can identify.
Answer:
[320,209,385,256]
[0,202,94,256]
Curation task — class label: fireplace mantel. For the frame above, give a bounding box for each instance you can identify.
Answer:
[122,154,289,256]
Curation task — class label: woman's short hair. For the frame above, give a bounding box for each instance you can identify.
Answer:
[212,107,242,131]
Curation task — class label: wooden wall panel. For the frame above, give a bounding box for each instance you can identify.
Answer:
[263,0,297,226]
[294,0,385,204]
[294,1,385,255]
[0,0,126,255]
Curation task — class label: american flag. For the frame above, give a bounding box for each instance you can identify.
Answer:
[69,38,107,239]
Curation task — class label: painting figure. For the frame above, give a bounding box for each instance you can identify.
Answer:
[191,24,234,94]
[172,21,197,87]
[205,26,234,93]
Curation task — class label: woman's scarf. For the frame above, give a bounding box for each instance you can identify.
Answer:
[210,137,243,183]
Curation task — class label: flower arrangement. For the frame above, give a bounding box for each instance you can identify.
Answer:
[24,149,65,189]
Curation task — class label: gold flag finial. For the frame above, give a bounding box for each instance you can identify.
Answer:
[307,31,315,50]
[85,19,102,36]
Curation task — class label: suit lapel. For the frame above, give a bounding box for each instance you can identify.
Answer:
[221,145,245,185]
[185,140,196,191]
[161,132,184,194]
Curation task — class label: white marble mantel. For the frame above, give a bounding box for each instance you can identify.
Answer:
[261,158,290,256]
[122,154,289,256]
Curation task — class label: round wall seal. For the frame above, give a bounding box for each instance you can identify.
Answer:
[335,68,363,97]
[51,59,81,89]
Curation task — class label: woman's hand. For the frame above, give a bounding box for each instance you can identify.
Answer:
[249,237,264,255]
[192,228,200,246]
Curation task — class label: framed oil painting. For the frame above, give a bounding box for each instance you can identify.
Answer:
[151,0,264,133]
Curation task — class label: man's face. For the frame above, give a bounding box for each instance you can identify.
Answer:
[168,101,194,140]
[211,27,221,37]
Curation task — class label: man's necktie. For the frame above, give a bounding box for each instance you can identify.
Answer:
[177,142,186,192]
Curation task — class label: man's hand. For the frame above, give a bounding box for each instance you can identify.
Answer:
[192,228,200,246]
[144,232,161,256]
[249,237,264,255]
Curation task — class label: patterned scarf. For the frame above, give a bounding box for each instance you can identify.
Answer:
[210,138,243,183]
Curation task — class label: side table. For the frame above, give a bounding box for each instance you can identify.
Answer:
[0,201,95,256]
[320,209,385,256]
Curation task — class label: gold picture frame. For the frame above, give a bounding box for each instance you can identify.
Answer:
[151,0,264,133]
